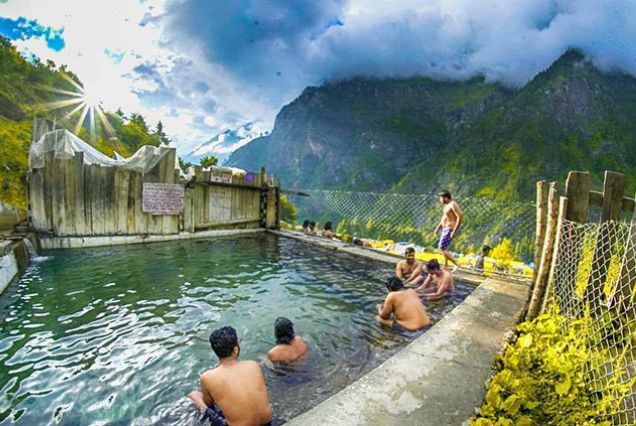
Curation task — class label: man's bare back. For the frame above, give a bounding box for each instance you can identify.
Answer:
[377,279,430,331]
[199,360,271,426]
[268,336,308,363]
[189,326,272,426]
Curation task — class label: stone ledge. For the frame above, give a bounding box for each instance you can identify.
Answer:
[39,228,266,250]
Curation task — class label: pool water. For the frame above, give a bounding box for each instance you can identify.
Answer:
[0,233,474,425]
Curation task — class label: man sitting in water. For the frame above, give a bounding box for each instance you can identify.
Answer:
[268,317,308,363]
[396,247,423,284]
[377,276,431,331]
[188,326,273,426]
[415,259,455,301]
[322,221,335,239]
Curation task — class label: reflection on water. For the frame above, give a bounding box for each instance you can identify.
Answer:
[0,234,473,425]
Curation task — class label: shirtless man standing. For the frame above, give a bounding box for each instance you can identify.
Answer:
[377,276,431,331]
[416,259,455,301]
[188,326,273,426]
[434,191,463,271]
[396,247,423,284]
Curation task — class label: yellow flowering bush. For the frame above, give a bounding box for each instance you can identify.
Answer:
[472,306,633,426]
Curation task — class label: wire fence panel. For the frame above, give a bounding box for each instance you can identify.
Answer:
[290,189,536,262]
[550,218,636,425]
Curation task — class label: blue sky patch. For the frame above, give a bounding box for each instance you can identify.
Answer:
[0,16,65,51]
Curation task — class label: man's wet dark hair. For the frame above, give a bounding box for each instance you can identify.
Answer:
[309,221,316,228]
[274,317,295,345]
[426,259,441,271]
[302,220,310,228]
[438,190,452,200]
[405,247,415,255]
[482,245,492,253]
[353,238,363,246]
[324,221,333,231]
[386,276,405,291]
[209,326,238,359]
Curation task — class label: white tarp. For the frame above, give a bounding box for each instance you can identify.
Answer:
[29,129,249,181]
[29,129,173,175]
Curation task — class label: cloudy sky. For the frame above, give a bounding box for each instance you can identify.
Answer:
[1,0,635,153]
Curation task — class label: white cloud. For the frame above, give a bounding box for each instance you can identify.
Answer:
[3,0,636,155]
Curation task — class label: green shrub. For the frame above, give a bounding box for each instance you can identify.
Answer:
[472,306,633,426]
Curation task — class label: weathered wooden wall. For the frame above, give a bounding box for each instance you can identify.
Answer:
[29,147,279,237]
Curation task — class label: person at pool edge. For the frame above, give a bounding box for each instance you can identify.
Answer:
[415,259,455,301]
[434,190,463,271]
[377,276,430,331]
[268,317,308,363]
[396,247,423,284]
[188,326,273,426]
[322,221,334,239]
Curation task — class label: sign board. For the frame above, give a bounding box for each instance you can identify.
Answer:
[210,171,232,184]
[142,183,184,215]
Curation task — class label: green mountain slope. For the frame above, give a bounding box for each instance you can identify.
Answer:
[228,50,636,200]
[0,37,168,211]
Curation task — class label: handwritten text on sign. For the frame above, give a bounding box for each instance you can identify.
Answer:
[209,171,232,184]
[142,183,184,215]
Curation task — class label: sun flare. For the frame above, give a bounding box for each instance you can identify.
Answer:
[38,73,116,140]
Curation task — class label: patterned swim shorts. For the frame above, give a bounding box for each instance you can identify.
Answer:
[438,227,453,250]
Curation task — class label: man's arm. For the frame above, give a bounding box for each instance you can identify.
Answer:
[426,276,451,301]
[395,262,404,279]
[377,295,393,320]
[415,274,433,292]
[188,375,215,410]
[450,202,463,238]
[404,262,423,285]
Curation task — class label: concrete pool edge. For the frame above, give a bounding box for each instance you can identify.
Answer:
[268,230,488,286]
[286,276,527,426]
[38,228,266,250]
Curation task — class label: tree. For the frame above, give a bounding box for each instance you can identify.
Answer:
[155,121,171,145]
[200,155,218,168]
[179,157,194,170]
[280,195,297,225]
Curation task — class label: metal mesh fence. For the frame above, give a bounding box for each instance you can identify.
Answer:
[550,218,636,424]
[289,189,536,263]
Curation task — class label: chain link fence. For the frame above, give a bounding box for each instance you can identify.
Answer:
[289,189,536,263]
[549,218,636,424]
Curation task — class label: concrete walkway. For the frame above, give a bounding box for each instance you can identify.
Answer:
[272,231,528,426]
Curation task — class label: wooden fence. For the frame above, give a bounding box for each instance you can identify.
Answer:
[526,170,636,319]
[28,147,280,237]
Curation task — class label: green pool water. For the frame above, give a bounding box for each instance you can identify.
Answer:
[0,233,474,425]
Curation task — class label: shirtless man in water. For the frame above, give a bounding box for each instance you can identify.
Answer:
[188,326,272,426]
[416,259,455,301]
[396,247,423,284]
[268,317,308,363]
[434,191,463,271]
[377,276,431,331]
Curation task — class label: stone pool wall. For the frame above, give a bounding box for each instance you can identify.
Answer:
[0,239,28,295]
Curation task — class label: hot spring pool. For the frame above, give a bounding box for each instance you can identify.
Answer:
[0,233,474,425]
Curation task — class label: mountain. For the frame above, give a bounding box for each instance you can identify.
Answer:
[183,123,263,165]
[227,50,636,200]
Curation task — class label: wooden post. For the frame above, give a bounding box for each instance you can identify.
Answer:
[541,196,568,314]
[527,182,558,320]
[584,171,626,314]
[524,181,547,315]
[565,171,590,223]
[609,192,636,313]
